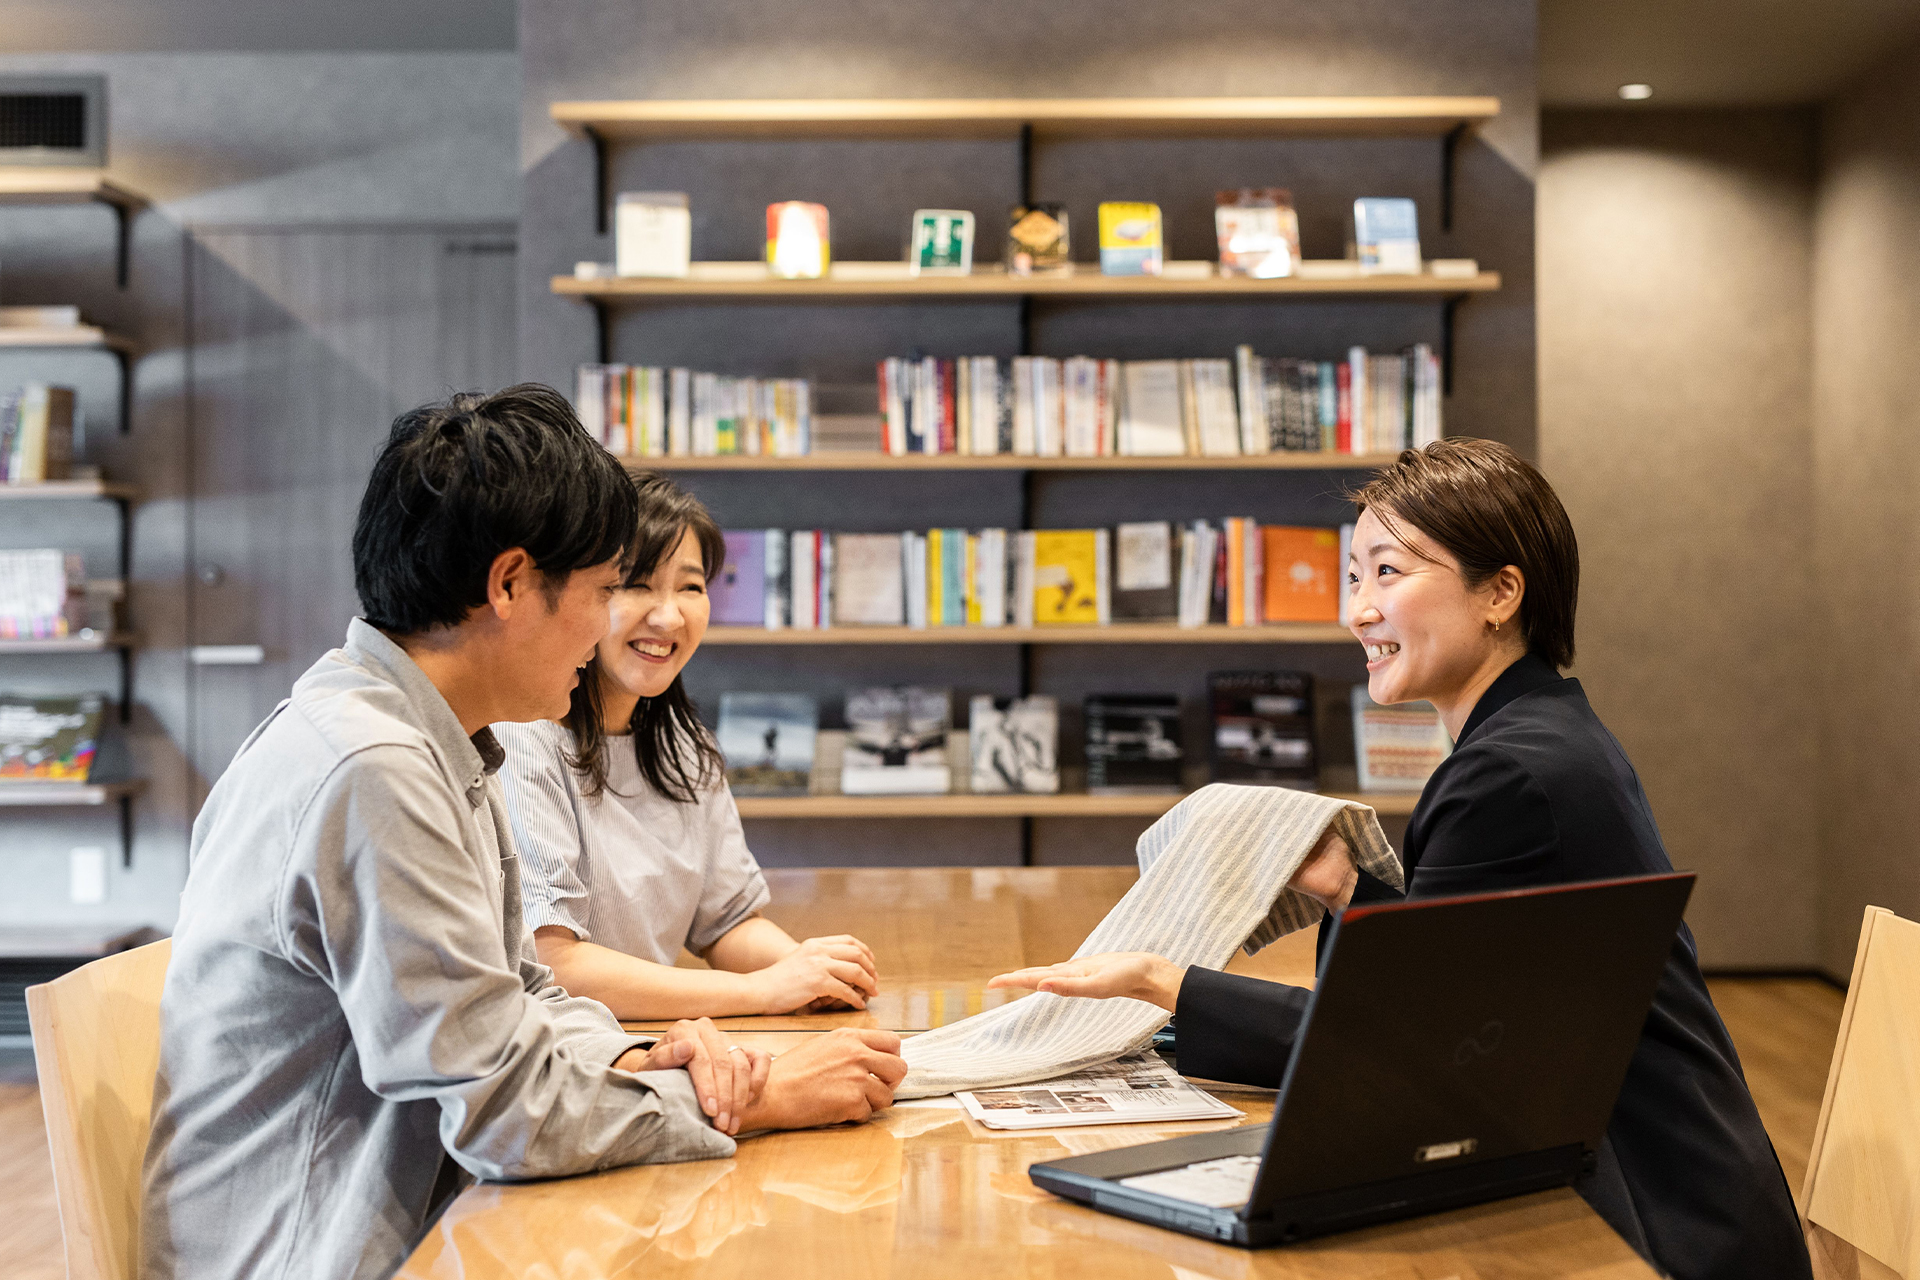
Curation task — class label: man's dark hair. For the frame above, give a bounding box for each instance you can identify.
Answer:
[1348,437,1580,669]
[352,383,639,635]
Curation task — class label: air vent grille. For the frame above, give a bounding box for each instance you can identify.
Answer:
[0,74,106,166]
[0,93,87,150]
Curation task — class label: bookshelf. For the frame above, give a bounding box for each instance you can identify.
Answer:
[0,779,147,865]
[0,325,137,433]
[0,169,144,287]
[559,265,1497,300]
[0,479,139,501]
[627,453,1404,473]
[703,624,1354,646]
[550,96,1500,140]
[554,93,1494,858]
[732,790,1417,819]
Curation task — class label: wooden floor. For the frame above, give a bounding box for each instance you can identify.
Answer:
[0,977,1841,1278]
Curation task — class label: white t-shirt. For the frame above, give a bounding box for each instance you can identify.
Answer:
[494,719,771,965]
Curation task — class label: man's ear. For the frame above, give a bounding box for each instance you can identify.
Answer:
[487,548,537,621]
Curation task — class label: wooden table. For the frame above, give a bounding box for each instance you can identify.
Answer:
[399,868,1657,1279]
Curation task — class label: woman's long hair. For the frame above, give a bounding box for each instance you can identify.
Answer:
[563,472,728,803]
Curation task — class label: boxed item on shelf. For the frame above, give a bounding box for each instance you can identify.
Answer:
[1353,197,1422,275]
[615,191,692,278]
[1085,694,1183,794]
[968,695,1060,794]
[1215,189,1301,279]
[0,693,104,781]
[910,209,975,276]
[1097,202,1164,277]
[717,692,818,796]
[1209,671,1317,788]
[1006,202,1069,276]
[1351,687,1452,791]
[766,201,830,278]
[843,686,952,794]
[0,549,84,638]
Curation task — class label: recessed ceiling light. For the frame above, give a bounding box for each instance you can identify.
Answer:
[1618,83,1654,101]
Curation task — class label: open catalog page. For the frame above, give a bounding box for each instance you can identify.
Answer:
[955,1052,1241,1130]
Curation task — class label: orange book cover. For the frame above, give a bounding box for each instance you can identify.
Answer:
[1261,526,1341,622]
[1226,519,1245,626]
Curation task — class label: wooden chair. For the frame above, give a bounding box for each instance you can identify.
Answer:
[1802,907,1920,1280]
[25,938,172,1280]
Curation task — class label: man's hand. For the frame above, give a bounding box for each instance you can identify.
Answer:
[986,952,1184,1011]
[750,935,880,1014]
[1289,828,1359,912]
[613,1017,770,1136]
[735,1028,906,1131]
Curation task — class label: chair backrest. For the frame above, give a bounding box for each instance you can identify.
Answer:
[25,938,172,1280]
[1802,907,1920,1280]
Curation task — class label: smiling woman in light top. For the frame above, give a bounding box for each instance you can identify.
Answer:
[494,473,881,1019]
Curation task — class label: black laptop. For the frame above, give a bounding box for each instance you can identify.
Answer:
[1028,872,1693,1247]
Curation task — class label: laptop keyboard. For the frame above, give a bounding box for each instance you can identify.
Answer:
[1118,1154,1262,1209]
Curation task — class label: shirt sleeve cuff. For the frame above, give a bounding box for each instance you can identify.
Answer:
[1351,866,1405,905]
[1172,967,1313,1089]
[623,1068,739,1163]
[525,896,591,942]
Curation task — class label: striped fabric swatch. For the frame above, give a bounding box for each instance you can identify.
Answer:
[896,784,1403,1098]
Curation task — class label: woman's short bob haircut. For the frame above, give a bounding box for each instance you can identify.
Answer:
[1348,438,1579,670]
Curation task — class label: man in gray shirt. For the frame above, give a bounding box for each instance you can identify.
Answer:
[141,385,905,1280]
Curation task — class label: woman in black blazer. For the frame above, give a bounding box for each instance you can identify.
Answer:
[992,440,1811,1280]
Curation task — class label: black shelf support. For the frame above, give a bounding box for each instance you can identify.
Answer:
[94,194,134,288]
[1440,124,1467,233]
[116,645,133,724]
[585,125,611,236]
[119,792,134,867]
[592,299,611,365]
[112,346,134,434]
[1441,293,1468,395]
[1018,122,1034,208]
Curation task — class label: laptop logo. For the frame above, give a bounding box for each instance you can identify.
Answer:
[1453,1020,1505,1064]
[1415,1138,1479,1163]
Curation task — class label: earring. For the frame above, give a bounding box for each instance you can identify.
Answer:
[1491,618,1502,632]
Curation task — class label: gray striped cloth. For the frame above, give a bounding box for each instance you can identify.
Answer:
[896,784,1403,1098]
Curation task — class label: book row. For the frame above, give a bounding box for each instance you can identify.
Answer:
[877,346,1439,459]
[715,678,1450,800]
[1,384,79,483]
[573,345,1438,460]
[711,521,1355,631]
[574,365,813,458]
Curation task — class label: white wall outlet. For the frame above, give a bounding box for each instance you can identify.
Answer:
[70,846,107,904]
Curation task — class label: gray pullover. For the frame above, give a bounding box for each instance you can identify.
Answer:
[140,620,732,1280]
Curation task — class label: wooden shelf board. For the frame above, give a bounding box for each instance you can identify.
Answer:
[0,631,137,654]
[550,96,1500,141]
[734,789,1418,819]
[555,264,1498,302]
[705,623,1352,645]
[0,778,146,807]
[0,169,144,210]
[0,479,137,501]
[0,324,133,353]
[627,452,1399,472]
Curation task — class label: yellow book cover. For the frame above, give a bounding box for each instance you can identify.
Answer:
[1032,530,1101,625]
[927,529,944,626]
[966,534,981,624]
[1098,202,1164,277]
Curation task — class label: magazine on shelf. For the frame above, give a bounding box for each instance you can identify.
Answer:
[717,692,817,796]
[955,1053,1240,1130]
[0,693,105,782]
[967,694,1059,794]
[842,686,952,794]
[1209,670,1317,788]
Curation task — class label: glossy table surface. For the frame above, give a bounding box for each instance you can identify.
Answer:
[399,867,1657,1279]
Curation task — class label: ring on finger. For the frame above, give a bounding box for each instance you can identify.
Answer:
[726,1045,747,1056]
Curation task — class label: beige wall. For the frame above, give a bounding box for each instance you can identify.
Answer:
[1813,36,1920,975]
[1539,109,1821,968]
